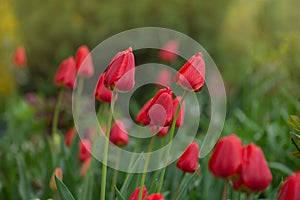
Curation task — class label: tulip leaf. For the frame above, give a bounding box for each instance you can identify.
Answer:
[288,115,300,133]
[292,151,300,158]
[114,186,125,200]
[290,132,300,152]
[55,176,75,200]
[17,157,31,200]
[268,162,294,175]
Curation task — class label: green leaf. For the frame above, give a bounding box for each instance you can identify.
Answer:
[290,132,300,152]
[268,162,294,175]
[114,186,125,200]
[55,176,76,200]
[17,157,31,200]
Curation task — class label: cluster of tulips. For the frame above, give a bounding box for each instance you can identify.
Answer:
[13,40,300,199]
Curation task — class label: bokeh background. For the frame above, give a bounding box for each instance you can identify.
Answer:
[0,0,300,199]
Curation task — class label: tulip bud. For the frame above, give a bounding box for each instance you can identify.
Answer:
[75,45,94,77]
[233,143,272,193]
[104,47,135,92]
[176,141,199,173]
[129,186,147,200]
[146,193,164,200]
[65,127,76,147]
[54,56,76,89]
[13,46,27,67]
[78,139,91,162]
[136,98,153,126]
[173,96,185,127]
[110,120,129,146]
[278,171,300,200]
[94,73,114,103]
[174,52,205,92]
[158,40,178,62]
[49,168,62,190]
[208,134,242,179]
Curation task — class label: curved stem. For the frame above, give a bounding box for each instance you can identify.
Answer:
[138,136,156,200]
[100,92,115,200]
[222,179,229,200]
[52,89,64,136]
[157,91,187,192]
[172,172,185,200]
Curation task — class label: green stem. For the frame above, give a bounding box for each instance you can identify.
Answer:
[157,91,187,192]
[75,77,84,114]
[172,172,185,200]
[52,89,64,137]
[138,136,156,200]
[222,179,229,200]
[246,194,250,200]
[111,150,120,199]
[100,92,115,200]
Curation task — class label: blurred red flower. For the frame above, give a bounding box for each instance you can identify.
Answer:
[158,40,178,62]
[278,171,300,200]
[13,45,27,67]
[110,120,129,146]
[75,45,94,77]
[54,56,76,89]
[176,141,199,173]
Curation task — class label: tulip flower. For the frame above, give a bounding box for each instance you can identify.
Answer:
[233,143,272,193]
[158,40,178,62]
[109,120,129,146]
[155,69,172,87]
[176,141,199,173]
[129,186,147,200]
[174,52,205,92]
[75,45,94,77]
[209,134,242,179]
[136,98,153,126]
[278,171,300,200]
[104,47,135,92]
[49,167,63,190]
[13,45,27,67]
[80,157,92,178]
[54,56,76,89]
[146,193,164,200]
[149,125,169,137]
[78,139,91,162]
[94,73,114,103]
[173,96,185,127]
[65,127,76,147]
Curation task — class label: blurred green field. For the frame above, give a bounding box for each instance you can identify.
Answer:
[0,0,300,199]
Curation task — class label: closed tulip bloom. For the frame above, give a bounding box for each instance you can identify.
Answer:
[158,40,178,62]
[49,167,63,190]
[129,186,147,200]
[78,139,91,162]
[278,172,300,200]
[54,56,76,89]
[75,45,94,77]
[173,96,185,127]
[157,126,169,137]
[146,193,164,200]
[208,134,242,179]
[13,46,27,67]
[146,87,173,127]
[174,52,205,92]
[110,120,129,146]
[65,127,76,147]
[176,141,199,173]
[156,69,172,87]
[233,143,272,192]
[104,47,135,92]
[136,98,153,126]
[94,73,114,103]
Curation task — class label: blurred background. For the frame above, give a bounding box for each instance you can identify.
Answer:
[0,0,300,199]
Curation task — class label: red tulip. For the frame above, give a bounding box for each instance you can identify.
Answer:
[156,69,172,87]
[65,127,76,147]
[158,40,178,62]
[278,171,300,200]
[49,167,63,190]
[136,98,153,126]
[149,125,169,137]
[233,143,272,193]
[94,73,114,103]
[110,120,129,146]
[174,52,205,92]
[208,134,242,179]
[146,87,173,127]
[80,157,92,178]
[54,56,76,89]
[129,186,147,200]
[78,139,91,162]
[173,96,185,127]
[146,193,164,200]
[13,46,27,67]
[176,141,199,173]
[104,47,135,92]
[75,45,94,77]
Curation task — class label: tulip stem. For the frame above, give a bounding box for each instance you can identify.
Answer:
[246,194,250,200]
[75,77,84,114]
[172,171,186,200]
[222,179,229,200]
[110,150,120,199]
[100,92,114,200]
[52,89,63,137]
[157,91,187,192]
[138,136,156,200]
